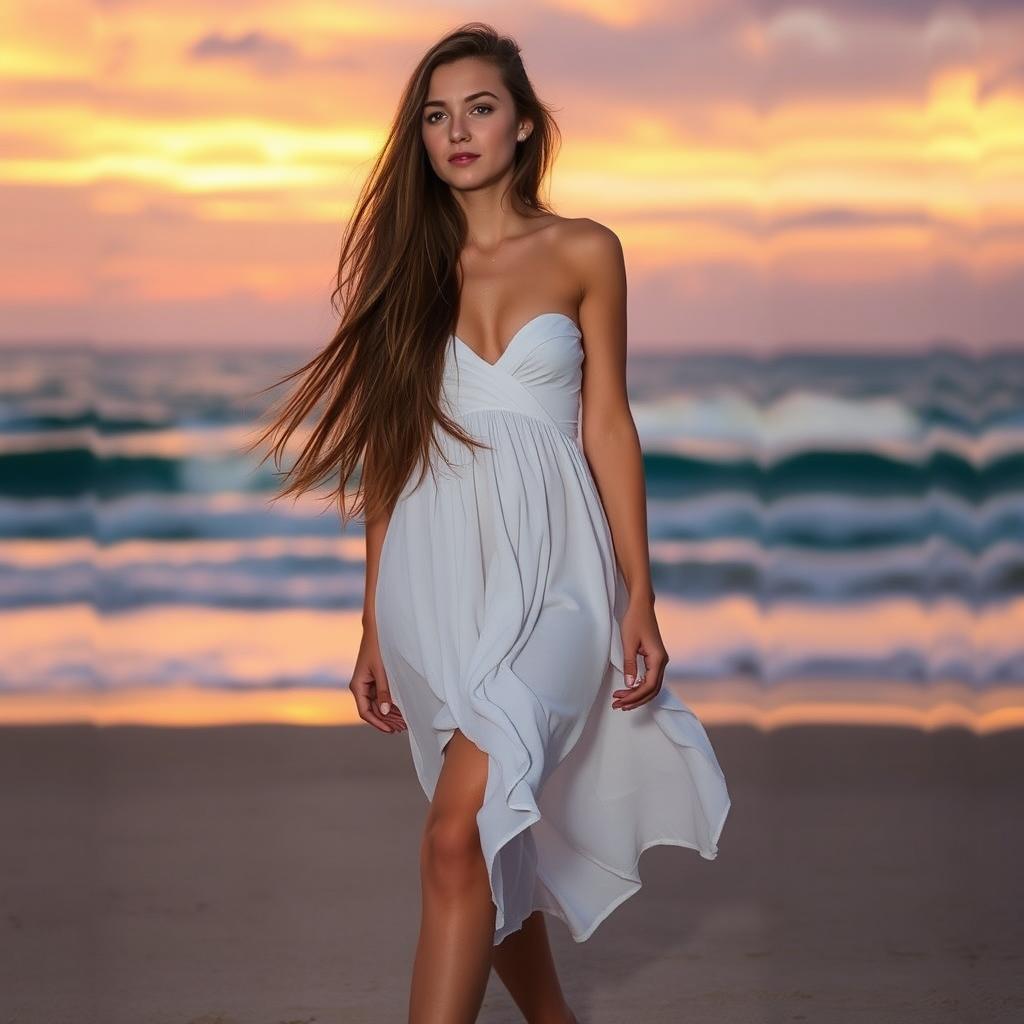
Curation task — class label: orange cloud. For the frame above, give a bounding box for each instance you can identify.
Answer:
[1,2,1021,347]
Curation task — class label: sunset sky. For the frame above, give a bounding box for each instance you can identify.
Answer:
[2,0,1022,351]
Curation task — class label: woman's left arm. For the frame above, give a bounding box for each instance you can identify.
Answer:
[569,220,669,710]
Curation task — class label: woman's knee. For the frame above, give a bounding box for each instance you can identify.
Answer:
[421,728,489,889]
[420,808,486,891]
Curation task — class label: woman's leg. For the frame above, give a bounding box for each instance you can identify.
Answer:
[408,728,495,1023]
[408,727,579,1024]
[493,910,578,1024]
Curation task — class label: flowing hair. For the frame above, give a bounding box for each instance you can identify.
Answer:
[244,22,562,526]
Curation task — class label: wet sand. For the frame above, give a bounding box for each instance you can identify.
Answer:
[1,722,1022,1023]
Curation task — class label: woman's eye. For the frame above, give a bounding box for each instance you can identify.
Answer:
[425,105,492,124]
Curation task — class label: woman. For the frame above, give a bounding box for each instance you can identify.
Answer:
[252,22,730,1024]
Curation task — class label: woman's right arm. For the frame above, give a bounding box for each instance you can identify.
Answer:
[360,436,396,631]
[349,456,406,733]
[362,504,391,633]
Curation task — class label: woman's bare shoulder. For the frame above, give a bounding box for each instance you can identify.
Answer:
[546,214,620,245]
[553,217,624,291]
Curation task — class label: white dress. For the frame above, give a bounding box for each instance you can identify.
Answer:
[374,312,731,945]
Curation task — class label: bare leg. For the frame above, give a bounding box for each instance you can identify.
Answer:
[408,728,496,1023]
[493,910,579,1024]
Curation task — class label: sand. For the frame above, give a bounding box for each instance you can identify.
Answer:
[1,722,1022,1024]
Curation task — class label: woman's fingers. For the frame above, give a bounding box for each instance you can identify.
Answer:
[611,649,667,710]
[383,704,407,731]
[373,663,408,731]
[352,687,393,732]
[350,664,397,733]
[351,658,409,734]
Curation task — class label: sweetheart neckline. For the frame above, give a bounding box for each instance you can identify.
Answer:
[451,311,581,369]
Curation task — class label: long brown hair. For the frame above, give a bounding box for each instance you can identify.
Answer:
[245,22,562,526]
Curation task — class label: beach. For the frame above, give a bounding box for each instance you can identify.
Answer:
[2,722,1022,1023]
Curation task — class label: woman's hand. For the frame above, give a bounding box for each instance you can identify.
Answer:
[611,595,669,711]
[350,623,407,734]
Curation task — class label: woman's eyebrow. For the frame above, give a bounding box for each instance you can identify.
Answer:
[423,90,500,110]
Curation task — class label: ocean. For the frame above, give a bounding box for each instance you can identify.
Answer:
[2,343,1022,727]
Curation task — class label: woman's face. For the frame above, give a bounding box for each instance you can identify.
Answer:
[420,56,531,191]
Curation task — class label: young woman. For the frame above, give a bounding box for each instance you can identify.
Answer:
[253,22,730,1024]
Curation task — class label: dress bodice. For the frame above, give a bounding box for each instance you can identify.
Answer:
[442,312,584,439]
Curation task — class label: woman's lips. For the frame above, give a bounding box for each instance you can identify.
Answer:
[449,154,479,165]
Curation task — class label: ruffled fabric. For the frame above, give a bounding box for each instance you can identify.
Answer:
[373,320,731,945]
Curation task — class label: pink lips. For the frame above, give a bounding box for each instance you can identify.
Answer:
[449,153,479,165]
